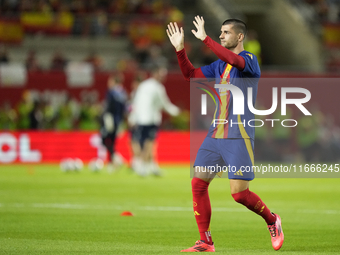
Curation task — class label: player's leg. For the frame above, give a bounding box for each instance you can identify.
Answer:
[191,167,215,242]
[135,125,159,176]
[224,139,275,223]
[130,126,142,172]
[142,139,154,165]
[181,167,216,252]
[142,139,163,176]
[229,178,284,250]
[132,125,149,176]
[141,125,161,176]
[102,134,113,163]
[106,132,118,172]
[131,140,141,157]
[130,140,142,170]
[101,113,116,169]
[226,139,284,250]
[230,179,276,224]
[182,137,223,252]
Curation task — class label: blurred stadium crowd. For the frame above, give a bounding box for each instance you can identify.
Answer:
[0,71,187,131]
[0,0,184,70]
[299,0,340,72]
[0,89,102,131]
[303,0,340,22]
[1,0,340,71]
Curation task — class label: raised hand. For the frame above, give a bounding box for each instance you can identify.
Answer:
[166,22,184,52]
[191,15,207,41]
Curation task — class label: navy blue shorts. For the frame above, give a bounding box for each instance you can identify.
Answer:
[194,137,255,180]
[132,125,158,148]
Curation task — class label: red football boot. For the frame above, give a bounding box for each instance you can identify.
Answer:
[181,240,215,252]
[268,213,284,250]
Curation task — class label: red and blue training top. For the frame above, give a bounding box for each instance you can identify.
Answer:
[176,36,261,140]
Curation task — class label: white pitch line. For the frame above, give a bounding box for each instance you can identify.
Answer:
[32,203,124,210]
[0,203,339,215]
[297,209,339,215]
[140,206,247,213]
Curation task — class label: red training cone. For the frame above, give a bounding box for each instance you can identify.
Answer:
[120,211,134,216]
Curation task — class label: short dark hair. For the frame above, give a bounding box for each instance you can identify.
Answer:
[222,19,247,38]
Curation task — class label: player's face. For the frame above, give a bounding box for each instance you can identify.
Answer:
[219,24,240,50]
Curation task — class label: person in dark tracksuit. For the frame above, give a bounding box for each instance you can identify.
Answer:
[100,73,127,171]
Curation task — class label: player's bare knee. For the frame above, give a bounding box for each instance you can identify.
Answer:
[193,166,215,181]
[229,179,249,194]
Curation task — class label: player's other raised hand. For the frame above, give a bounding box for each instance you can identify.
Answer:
[191,15,207,41]
[166,22,184,52]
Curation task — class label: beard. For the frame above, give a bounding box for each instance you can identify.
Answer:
[222,39,238,50]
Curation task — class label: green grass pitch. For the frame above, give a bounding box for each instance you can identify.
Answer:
[0,164,340,254]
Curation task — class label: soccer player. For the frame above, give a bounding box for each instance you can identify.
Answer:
[100,73,127,172]
[166,16,284,252]
[129,65,180,176]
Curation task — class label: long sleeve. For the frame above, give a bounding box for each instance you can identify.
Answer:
[158,85,180,117]
[202,36,245,71]
[176,49,205,81]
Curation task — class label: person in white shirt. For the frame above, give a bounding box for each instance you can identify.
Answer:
[129,66,180,176]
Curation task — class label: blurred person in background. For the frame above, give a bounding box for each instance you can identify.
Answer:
[129,65,180,176]
[42,100,57,130]
[143,44,168,70]
[28,100,43,130]
[100,72,127,172]
[244,29,261,65]
[127,71,148,172]
[297,114,320,162]
[0,102,17,130]
[25,49,42,71]
[84,51,104,71]
[318,114,340,161]
[272,107,293,162]
[78,91,101,131]
[16,91,33,130]
[0,45,10,63]
[91,7,108,36]
[297,105,323,162]
[254,101,276,161]
[131,25,152,66]
[50,49,68,71]
[56,94,78,130]
[70,0,87,35]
